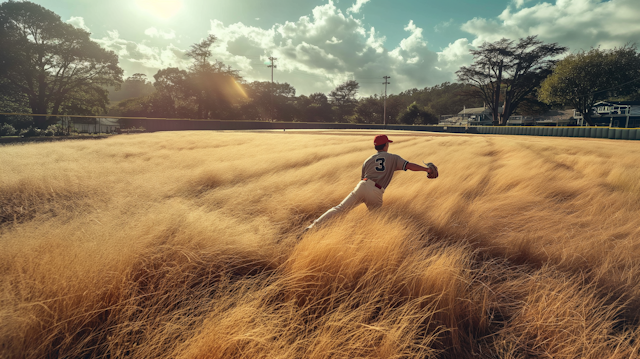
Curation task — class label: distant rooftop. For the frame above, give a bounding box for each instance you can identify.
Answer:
[594,100,640,106]
[458,107,503,115]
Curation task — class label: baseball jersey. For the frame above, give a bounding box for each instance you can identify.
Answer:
[361,152,408,189]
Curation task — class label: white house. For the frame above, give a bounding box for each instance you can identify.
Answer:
[455,106,497,125]
[574,101,640,127]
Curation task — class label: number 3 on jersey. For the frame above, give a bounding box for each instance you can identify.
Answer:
[375,158,386,172]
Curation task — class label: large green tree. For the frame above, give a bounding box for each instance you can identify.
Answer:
[241,81,297,121]
[112,68,192,119]
[185,35,244,119]
[396,82,483,117]
[380,94,405,124]
[109,73,155,103]
[457,36,566,125]
[329,80,359,122]
[296,92,333,122]
[397,102,438,125]
[115,56,246,121]
[539,45,640,126]
[0,1,123,128]
[351,96,382,124]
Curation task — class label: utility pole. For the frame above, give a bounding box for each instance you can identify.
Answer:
[383,76,391,126]
[268,56,277,83]
[268,57,277,121]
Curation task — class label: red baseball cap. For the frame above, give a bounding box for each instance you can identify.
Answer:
[374,134,393,146]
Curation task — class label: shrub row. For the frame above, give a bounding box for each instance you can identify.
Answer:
[0,124,68,137]
[475,126,640,140]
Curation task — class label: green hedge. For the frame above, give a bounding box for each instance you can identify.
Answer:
[474,126,640,140]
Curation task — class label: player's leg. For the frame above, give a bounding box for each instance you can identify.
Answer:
[363,181,384,210]
[306,181,366,230]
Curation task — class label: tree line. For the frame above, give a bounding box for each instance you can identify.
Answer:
[457,36,640,126]
[110,76,483,126]
[1,0,640,134]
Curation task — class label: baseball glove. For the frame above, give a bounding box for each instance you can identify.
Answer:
[424,162,438,179]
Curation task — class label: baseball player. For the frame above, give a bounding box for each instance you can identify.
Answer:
[304,134,438,232]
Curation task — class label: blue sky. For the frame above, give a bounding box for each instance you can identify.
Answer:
[22,0,640,96]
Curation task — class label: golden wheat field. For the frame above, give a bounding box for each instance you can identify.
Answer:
[2,130,640,358]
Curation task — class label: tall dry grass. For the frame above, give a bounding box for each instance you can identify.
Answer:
[2,130,640,358]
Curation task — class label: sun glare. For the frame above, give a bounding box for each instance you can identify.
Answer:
[234,79,248,99]
[135,0,183,20]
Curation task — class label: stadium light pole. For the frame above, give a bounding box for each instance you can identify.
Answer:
[268,57,277,121]
[383,76,391,126]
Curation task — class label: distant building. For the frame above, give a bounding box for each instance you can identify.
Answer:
[456,106,496,126]
[58,117,120,133]
[574,101,640,127]
[444,106,586,126]
[506,115,535,126]
[533,109,575,126]
[454,106,573,126]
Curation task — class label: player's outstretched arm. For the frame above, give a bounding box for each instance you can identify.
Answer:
[406,162,438,178]
[406,163,429,172]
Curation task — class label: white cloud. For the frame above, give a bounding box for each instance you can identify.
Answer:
[202,1,453,95]
[76,0,640,99]
[436,38,473,73]
[88,0,640,97]
[462,0,640,51]
[94,30,189,78]
[398,21,426,52]
[347,0,371,14]
[94,30,130,57]
[426,0,640,84]
[144,27,176,40]
[326,36,343,44]
[365,27,385,54]
[434,19,454,33]
[66,16,90,32]
[512,0,534,8]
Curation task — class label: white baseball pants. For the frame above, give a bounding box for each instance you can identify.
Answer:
[307,179,384,230]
